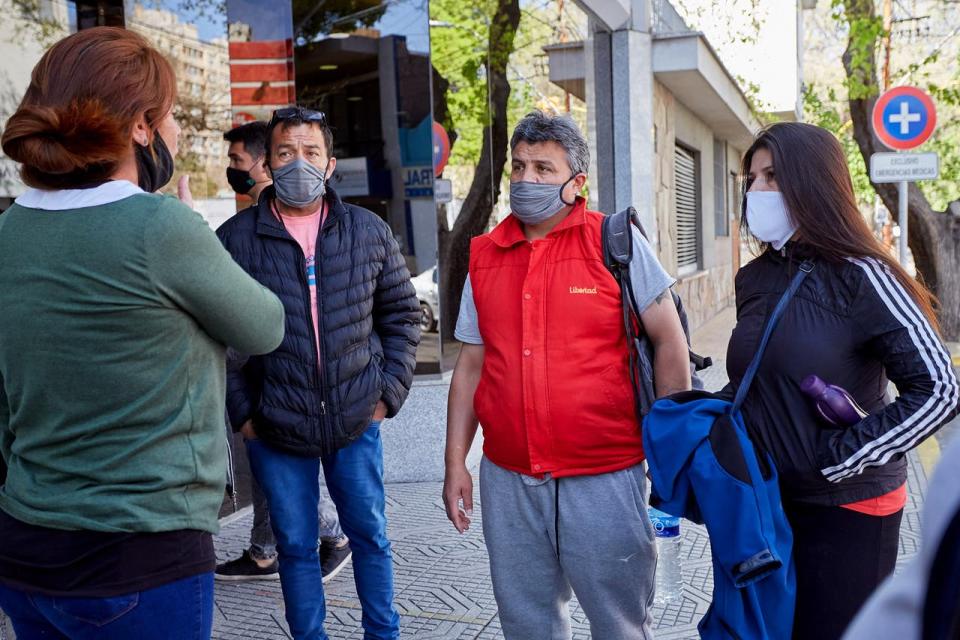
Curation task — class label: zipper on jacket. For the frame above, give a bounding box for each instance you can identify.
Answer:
[274,200,333,445]
[294,251,327,419]
[313,211,335,438]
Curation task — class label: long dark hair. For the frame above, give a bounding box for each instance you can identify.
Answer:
[740,122,940,333]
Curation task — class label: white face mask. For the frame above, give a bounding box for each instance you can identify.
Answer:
[745,191,798,250]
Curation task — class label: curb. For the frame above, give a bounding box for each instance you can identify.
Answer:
[950,342,960,368]
[918,438,941,479]
[219,504,253,527]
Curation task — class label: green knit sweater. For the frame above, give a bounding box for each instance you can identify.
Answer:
[0,192,284,533]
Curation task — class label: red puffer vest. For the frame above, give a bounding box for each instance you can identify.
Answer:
[469,198,644,477]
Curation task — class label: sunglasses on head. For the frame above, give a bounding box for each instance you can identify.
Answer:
[269,107,327,127]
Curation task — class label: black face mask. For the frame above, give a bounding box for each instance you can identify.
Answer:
[135,134,174,193]
[226,167,257,195]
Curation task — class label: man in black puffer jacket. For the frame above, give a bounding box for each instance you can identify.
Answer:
[216,107,420,640]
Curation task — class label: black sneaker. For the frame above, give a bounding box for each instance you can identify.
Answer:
[215,549,280,581]
[321,538,352,584]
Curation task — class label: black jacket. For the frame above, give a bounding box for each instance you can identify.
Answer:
[724,243,959,505]
[216,186,420,456]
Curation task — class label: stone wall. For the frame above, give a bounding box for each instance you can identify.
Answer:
[653,81,737,332]
[675,262,736,333]
[653,82,678,275]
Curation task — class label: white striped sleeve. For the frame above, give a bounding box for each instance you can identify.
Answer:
[819,257,959,483]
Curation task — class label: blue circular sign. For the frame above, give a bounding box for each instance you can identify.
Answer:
[872,86,937,150]
[881,95,929,141]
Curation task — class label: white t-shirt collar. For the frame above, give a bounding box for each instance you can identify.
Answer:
[15,180,144,210]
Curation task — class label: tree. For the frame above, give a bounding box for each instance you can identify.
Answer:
[837,0,960,339]
[432,0,521,337]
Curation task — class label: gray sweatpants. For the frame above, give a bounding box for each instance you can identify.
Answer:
[480,457,657,640]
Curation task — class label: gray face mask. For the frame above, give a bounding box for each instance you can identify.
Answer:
[509,177,576,225]
[271,158,328,208]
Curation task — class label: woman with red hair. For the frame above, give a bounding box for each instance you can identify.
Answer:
[0,27,284,639]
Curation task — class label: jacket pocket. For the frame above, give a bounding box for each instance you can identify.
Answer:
[598,364,636,416]
[371,345,386,386]
[334,343,379,438]
[334,343,367,407]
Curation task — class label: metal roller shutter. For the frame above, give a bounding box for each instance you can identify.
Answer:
[675,144,700,274]
[714,138,729,237]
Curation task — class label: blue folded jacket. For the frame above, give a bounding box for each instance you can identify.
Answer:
[644,390,796,639]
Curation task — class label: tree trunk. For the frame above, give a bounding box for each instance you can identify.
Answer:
[437,0,521,338]
[842,0,960,339]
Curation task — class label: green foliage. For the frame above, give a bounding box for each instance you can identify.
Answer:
[674,0,764,46]
[430,1,496,166]
[833,0,884,101]
[803,84,873,207]
[430,0,569,169]
[736,76,781,122]
[826,0,960,212]
[924,133,960,211]
[924,77,960,209]
[10,0,69,46]
[167,151,220,198]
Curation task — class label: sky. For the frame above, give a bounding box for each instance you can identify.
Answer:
[223,0,291,41]
[127,0,800,113]
[674,0,801,114]
[129,0,231,41]
[152,0,430,52]
[373,0,429,54]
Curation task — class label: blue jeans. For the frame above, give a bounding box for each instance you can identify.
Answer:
[249,466,343,561]
[0,572,213,639]
[246,422,399,640]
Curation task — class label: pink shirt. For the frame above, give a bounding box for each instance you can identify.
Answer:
[277,203,327,364]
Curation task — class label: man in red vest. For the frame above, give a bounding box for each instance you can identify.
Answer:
[444,110,692,638]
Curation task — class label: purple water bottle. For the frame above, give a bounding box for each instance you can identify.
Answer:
[800,375,868,427]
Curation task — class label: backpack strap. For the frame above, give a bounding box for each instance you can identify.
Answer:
[602,207,713,420]
[731,260,815,413]
[602,208,649,420]
[602,206,712,359]
[601,206,635,271]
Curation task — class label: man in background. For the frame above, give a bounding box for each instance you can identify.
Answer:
[215,120,352,585]
[223,121,272,205]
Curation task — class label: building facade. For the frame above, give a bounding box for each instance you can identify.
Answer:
[0,0,802,372]
[546,0,776,330]
[0,0,72,210]
[127,4,232,198]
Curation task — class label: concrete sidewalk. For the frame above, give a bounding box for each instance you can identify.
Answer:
[209,307,944,639]
[210,440,934,640]
[0,308,946,640]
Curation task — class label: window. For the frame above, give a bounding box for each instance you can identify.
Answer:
[713,138,728,237]
[729,170,740,225]
[674,143,701,276]
[74,0,124,29]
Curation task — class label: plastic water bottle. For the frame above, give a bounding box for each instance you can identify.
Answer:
[648,507,683,605]
[800,375,868,427]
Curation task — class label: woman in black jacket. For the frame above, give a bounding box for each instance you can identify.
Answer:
[726,122,959,639]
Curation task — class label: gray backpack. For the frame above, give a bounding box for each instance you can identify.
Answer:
[601,206,711,419]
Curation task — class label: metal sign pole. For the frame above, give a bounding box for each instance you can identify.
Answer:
[899,179,908,266]
[870,86,938,269]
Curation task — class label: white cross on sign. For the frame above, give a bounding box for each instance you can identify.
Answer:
[889,101,921,135]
